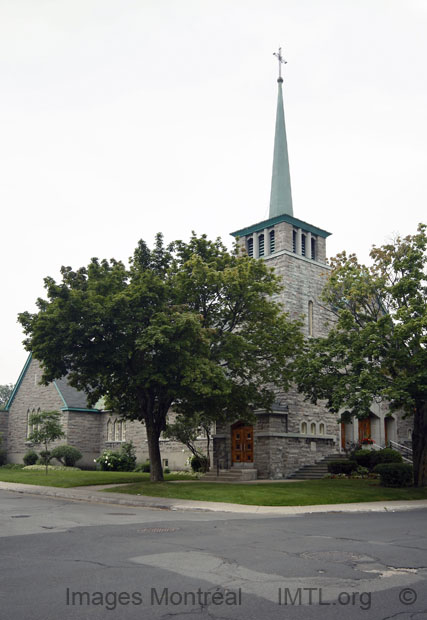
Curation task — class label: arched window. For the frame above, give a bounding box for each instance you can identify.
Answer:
[310,422,316,435]
[258,234,265,257]
[107,419,113,441]
[308,300,314,337]
[311,237,316,260]
[247,238,254,258]
[301,422,307,435]
[269,230,275,253]
[122,422,126,441]
[26,409,32,438]
[319,423,325,435]
[292,230,297,253]
[115,420,122,441]
[301,234,306,257]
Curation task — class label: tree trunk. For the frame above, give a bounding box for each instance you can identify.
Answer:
[145,418,164,482]
[412,402,427,487]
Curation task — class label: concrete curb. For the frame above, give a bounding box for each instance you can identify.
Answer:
[1,481,427,515]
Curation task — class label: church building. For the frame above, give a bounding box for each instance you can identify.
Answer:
[0,55,411,475]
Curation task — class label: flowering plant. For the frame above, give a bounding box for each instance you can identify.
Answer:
[360,438,374,445]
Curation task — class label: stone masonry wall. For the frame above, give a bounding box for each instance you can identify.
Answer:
[0,411,8,451]
[6,357,67,463]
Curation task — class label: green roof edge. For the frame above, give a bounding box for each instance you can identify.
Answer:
[61,407,101,413]
[4,352,33,411]
[231,213,332,239]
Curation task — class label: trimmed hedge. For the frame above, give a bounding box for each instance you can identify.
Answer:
[351,448,403,471]
[23,450,38,466]
[50,445,82,467]
[374,463,413,487]
[352,450,375,469]
[327,460,358,475]
[369,449,402,468]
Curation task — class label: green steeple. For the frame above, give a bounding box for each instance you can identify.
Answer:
[269,74,293,218]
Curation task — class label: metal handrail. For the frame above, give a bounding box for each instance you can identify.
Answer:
[389,440,413,463]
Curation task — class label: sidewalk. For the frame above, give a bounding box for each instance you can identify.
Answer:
[1,480,427,515]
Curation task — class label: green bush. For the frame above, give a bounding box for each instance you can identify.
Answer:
[164,467,170,474]
[0,450,7,466]
[23,450,38,466]
[134,460,150,473]
[37,450,51,465]
[327,460,358,475]
[370,448,402,469]
[374,463,413,487]
[96,442,136,472]
[50,445,82,467]
[190,454,209,472]
[352,449,375,469]
[0,463,24,470]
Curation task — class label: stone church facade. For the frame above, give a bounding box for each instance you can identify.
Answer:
[0,65,412,476]
[212,68,412,479]
[1,354,207,469]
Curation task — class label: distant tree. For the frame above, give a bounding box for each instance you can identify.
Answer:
[163,412,213,469]
[19,233,302,481]
[28,410,65,475]
[0,384,13,409]
[295,224,427,486]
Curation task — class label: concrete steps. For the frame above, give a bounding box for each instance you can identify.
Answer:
[287,454,348,480]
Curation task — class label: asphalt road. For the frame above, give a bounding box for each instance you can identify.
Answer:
[1,489,426,620]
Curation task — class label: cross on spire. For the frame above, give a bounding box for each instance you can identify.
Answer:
[273,47,287,82]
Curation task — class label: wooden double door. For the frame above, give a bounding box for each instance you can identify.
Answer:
[358,418,371,442]
[231,425,253,463]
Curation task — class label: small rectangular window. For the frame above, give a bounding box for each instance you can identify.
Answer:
[292,230,297,253]
[247,238,254,257]
[269,230,275,253]
[311,237,316,260]
[301,234,306,257]
[258,234,264,257]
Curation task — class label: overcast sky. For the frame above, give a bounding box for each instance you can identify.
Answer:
[1,0,426,384]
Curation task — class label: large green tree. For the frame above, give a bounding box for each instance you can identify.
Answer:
[19,233,302,481]
[295,224,427,486]
[0,384,13,409]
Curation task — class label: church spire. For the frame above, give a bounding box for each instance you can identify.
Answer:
[269,47,293,218]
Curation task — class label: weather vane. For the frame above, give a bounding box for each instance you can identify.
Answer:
[273,47,287,80]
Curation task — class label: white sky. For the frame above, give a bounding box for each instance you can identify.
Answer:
[1,0,426,384]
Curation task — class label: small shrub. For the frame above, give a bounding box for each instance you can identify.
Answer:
[96,442,136,472]
[37,450,51,465]
[50,445,82,467]
[134,461,150,473]
[327,460,358,475]
[190,454,209,473]
[374,463,413,487]
[356,466,369,476]
[370,448,402,469]
[352,449,375,469]
[23,450,38,466]
[164,467,170,474]
[0,450,7,466]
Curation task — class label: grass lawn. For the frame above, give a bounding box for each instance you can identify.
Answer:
[0,469,194,488]
[105,478,427,506]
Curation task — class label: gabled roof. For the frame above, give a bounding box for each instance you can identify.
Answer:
[5,353,100,413]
